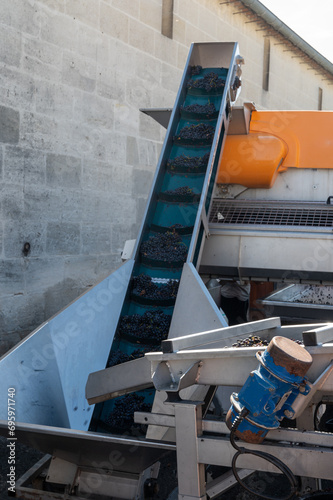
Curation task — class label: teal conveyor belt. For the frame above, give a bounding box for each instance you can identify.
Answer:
[89,44,240,435]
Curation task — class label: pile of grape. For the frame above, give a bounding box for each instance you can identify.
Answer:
[118,310,171,344]
[107,350,133,367]
[163,186,194,196]
[174,123,215,143]
[105,393,151,431]
[107,348,146,368]
[231,336,304,348]
[132,274,179,300]
[167,152,210,171]
[190,65,202,75]
[140,232,187,263]
[181,103,217,115]
[187,72,225,92]
[232,336,269,347]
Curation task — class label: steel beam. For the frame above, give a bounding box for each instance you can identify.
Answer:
[135,411,333,448]
[206,469,253,499]
[162,317,281,353]
[146,344,333,389]
[303,324,333,346]
[198,436,333,480]
[174,402,206,500]
[85,356,153,404]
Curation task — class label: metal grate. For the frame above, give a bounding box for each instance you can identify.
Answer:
[209,200,333,227]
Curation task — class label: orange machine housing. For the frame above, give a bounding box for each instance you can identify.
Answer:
[218,110,333,188]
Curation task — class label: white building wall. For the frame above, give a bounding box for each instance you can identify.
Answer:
[0,0,332,353]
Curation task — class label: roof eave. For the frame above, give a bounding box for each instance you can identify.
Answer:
[240,0,333,77]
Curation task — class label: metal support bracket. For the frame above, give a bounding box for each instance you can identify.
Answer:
[291,360,333,418]
[153,360,203,393]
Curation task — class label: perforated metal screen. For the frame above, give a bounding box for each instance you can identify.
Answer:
[209,200,333,227]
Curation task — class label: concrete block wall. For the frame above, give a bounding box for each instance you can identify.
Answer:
[0,0,171,354]
[1,0,332,354]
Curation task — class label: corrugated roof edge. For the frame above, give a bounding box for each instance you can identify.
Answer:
[240,0,333,77]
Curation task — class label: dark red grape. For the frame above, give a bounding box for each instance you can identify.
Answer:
[167,152,210,171]
[187,72,225,92]
[132,274,179,300]
[118,310,172,344]
[140,232,187,263]
[181,103,217,115]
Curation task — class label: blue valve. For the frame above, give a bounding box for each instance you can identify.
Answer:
[226,336,313,443]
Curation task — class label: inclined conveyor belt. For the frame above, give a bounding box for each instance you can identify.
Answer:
[0,43,240,461]
[90,65,232,435]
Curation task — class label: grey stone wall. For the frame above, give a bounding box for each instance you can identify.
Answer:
[0,0,171,354]
[1,0,332,355]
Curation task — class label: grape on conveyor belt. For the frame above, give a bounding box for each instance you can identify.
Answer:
[105,393,151,430]
[190,65,202,75]
[187,72,225,92]
[181,103,217,115]
[167,152,210,170]
[118,310,172,344]
[107,348,147,368]
[132,274,179,300]
[174,123,215,142]
[163,186,194,196]
[140,232,187,263]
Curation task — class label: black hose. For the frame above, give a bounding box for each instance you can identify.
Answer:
[229,408,299,500]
